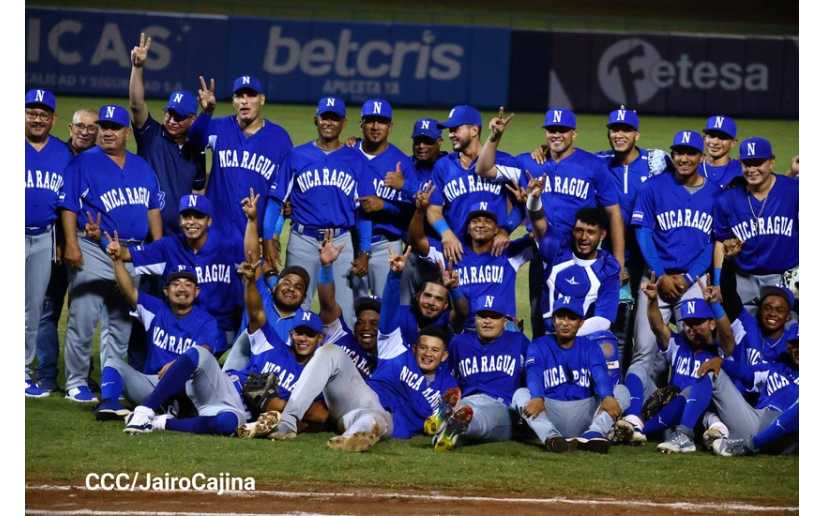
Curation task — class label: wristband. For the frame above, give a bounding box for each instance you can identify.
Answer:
[713,267,721,286]
[449,288,466,303]
[710,301,725,319]
[526,193,542,212]
[683,272,694,285]
[319,264,333,284]
[432,218,450,237]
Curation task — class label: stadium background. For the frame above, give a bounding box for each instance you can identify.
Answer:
[25,1,799,512]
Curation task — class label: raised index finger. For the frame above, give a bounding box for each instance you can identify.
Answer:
[139,32,145,47]
[199,75,208,91]
[497,106,505,118]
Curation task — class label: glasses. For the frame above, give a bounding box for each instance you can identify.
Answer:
[26,110,52,121]
[72,123,98,133]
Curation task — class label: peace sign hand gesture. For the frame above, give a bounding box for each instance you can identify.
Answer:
[198,75,217,114]
[131,32,152,68]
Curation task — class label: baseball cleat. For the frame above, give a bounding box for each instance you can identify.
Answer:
[327,424,382,452]
[612,419,647,445]
[433,405,473,452]
[25,382,51,398]
[94,399,130,421]
[237,411,282,439]
[574,433,610,454]
[423,387,461,436]
[657,431,697,454]
[702,423,729,450]
[712,438,750,457]
[65,385,98,404]
[545,436,573,453]
[124,406,155,434]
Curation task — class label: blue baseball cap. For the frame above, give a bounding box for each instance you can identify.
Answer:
[412,118,441,140]
[554,267,591,299]
[473,295,513,320]
[551,294,585,318]
[467,201,503,225]
[165,90,197,117]
[739,137,774,161]
[670,130,704,153]
[25,88,56,112]
[361,98,392,120]
[678,298,714,321]
[606,107,639,130]
[178,194,212,218]
[703,115,737,139]
[232,75,263,95]
[315,96,346,118]
[97,104,130,128]
[543,107,576,129]
[164,265,198,286]
[355,295,381,316]
[292,311,323,335]
[760,285,795,308]
[438,105,482,129]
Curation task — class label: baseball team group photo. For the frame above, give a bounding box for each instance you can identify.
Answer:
[23,1,800,513]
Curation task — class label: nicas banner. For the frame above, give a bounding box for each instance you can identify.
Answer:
[508,30,798,118]
[25,7,510,108]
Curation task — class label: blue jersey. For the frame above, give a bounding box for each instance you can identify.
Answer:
[368,328,458,439]
[525,335,614,401]
[233,324,308,400]
[448,330,528,405]
[129,233,244,332]
[700,159,742,189]
[380,269,451,347]
[60,147,162,242]
[133,113,207,235]
[517,149,619,248]
[194,115,292,238]
[133,292,225,374]
[539,245,620,325]
[713,175,798,274]
[730,310,796,366]
[271,141,371,230]
[631,172,719,272]
[595,148,656,226]
[429,151,519,237]
[662,334,721,391]
[325,316,377,379]
[25,136,72,232]
[735,359,798,412]
[358,142,416,240]
[446,238,533,329]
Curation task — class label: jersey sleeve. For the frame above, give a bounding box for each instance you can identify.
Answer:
[586,341,613,399]
[269,129,294,189]
[524,340,546,398]
[323,316,349,346]
[133,292,165,330]
[506,235,535,270]
[129,238,171,275]
[58,157,83,213]
[248,326,277,355]
[377,327,407,361]
[354,157,377,200]
[493,152,522,184]
[269,151,294,203]
[661,337,678,363]
[143,162,162,210]
[132,113,161,150]
[631,182,656,229]
[199,315,228,354]
[712,193,734,241]
[594,256,620,321]
[593,161,620,208]
[428,160,446,207]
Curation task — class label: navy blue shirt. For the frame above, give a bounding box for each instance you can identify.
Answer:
[133,114,206,236]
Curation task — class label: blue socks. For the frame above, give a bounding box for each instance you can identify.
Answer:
[142,347,199,412]
[752,402,799,451]
[100,366,123,402]
[625,373,644,418]
[643,396,685,435]
[165,413,239,436]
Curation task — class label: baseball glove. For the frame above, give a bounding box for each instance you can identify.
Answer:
[242,373,280,419]
[641,385,680,421]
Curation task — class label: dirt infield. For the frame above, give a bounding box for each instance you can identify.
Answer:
[25,484,798,515]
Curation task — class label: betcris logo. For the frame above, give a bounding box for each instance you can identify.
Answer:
[596,38,769,105]
[262,25,464,97]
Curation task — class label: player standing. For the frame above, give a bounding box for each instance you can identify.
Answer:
[713,137,798,315]
[630,130,720,380]
[60,104,163,403]
[189,74,292,240]
[25,89,72,397]
[264,97,373,326]
[701,115,742,188]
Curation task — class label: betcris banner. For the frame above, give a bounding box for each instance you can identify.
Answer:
[25,7,510,108]
[226,17,509,107]
[508,30,798,118]
[25,7,228,98]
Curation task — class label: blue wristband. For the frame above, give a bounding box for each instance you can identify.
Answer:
[710,302,725,319]
[432,218,450,237]
[449,288,465,303]
[713,267,722,286]
[319,264,333,284]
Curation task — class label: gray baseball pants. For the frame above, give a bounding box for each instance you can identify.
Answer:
[456,393,516,443]
[512,384,631,440]
[286,229,355,328]
[104,356,159,404]
[351,237,402,301]
[735,271,789,317]
[64,238,139,390]
[278,343,392,438]
[711,369,781,440]
[25,230,53,381]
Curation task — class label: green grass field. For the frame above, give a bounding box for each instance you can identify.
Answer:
[25,96,799,506]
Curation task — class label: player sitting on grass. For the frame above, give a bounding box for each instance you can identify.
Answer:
[511,297,629,454]
[614,285,727,454]
[94,235,225,421]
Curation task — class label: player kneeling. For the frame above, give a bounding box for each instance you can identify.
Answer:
[512,297,629,453]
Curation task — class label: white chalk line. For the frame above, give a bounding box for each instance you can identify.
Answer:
[25,484,798,513]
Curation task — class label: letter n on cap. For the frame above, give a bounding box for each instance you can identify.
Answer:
[326,98,335,107]
[681,131,691,144]
[747,142,756,156]
[421,120,430,129]
[373,102,382,114]
[106,106,115,118]
[553,110,562,123]
[687,301,695,314]
[36,90,44,102]
[484,295,494,308]
[188,194,198,207]
[714,116,725,128]
[242,76,250,84]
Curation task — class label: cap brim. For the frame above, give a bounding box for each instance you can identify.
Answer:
[703,129,735,139]
[25,102,55,112]
[552,306,584,318]
[670,144,703,153]
[606,122,638,130]
[234,87,262,95]
[166,273,197,285]
[542,123,575,130]
[476,309,512,320]
[292,325,321,336]
[467,210,498,224]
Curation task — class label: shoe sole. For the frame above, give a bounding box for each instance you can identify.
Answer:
[123,426,152,434]
[576,438,610,454]
[237,411,282,439]
[433,407,473,453]
[269,431,297,441]
[25,392,51,399]
[327,425,381,452]
[95,409,130,421]
[546,437,572,453]
[703,429,724,450]
[657,443,697,454]
[65,396,98,404]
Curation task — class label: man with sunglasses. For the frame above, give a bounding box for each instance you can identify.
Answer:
[25,88,73,397]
